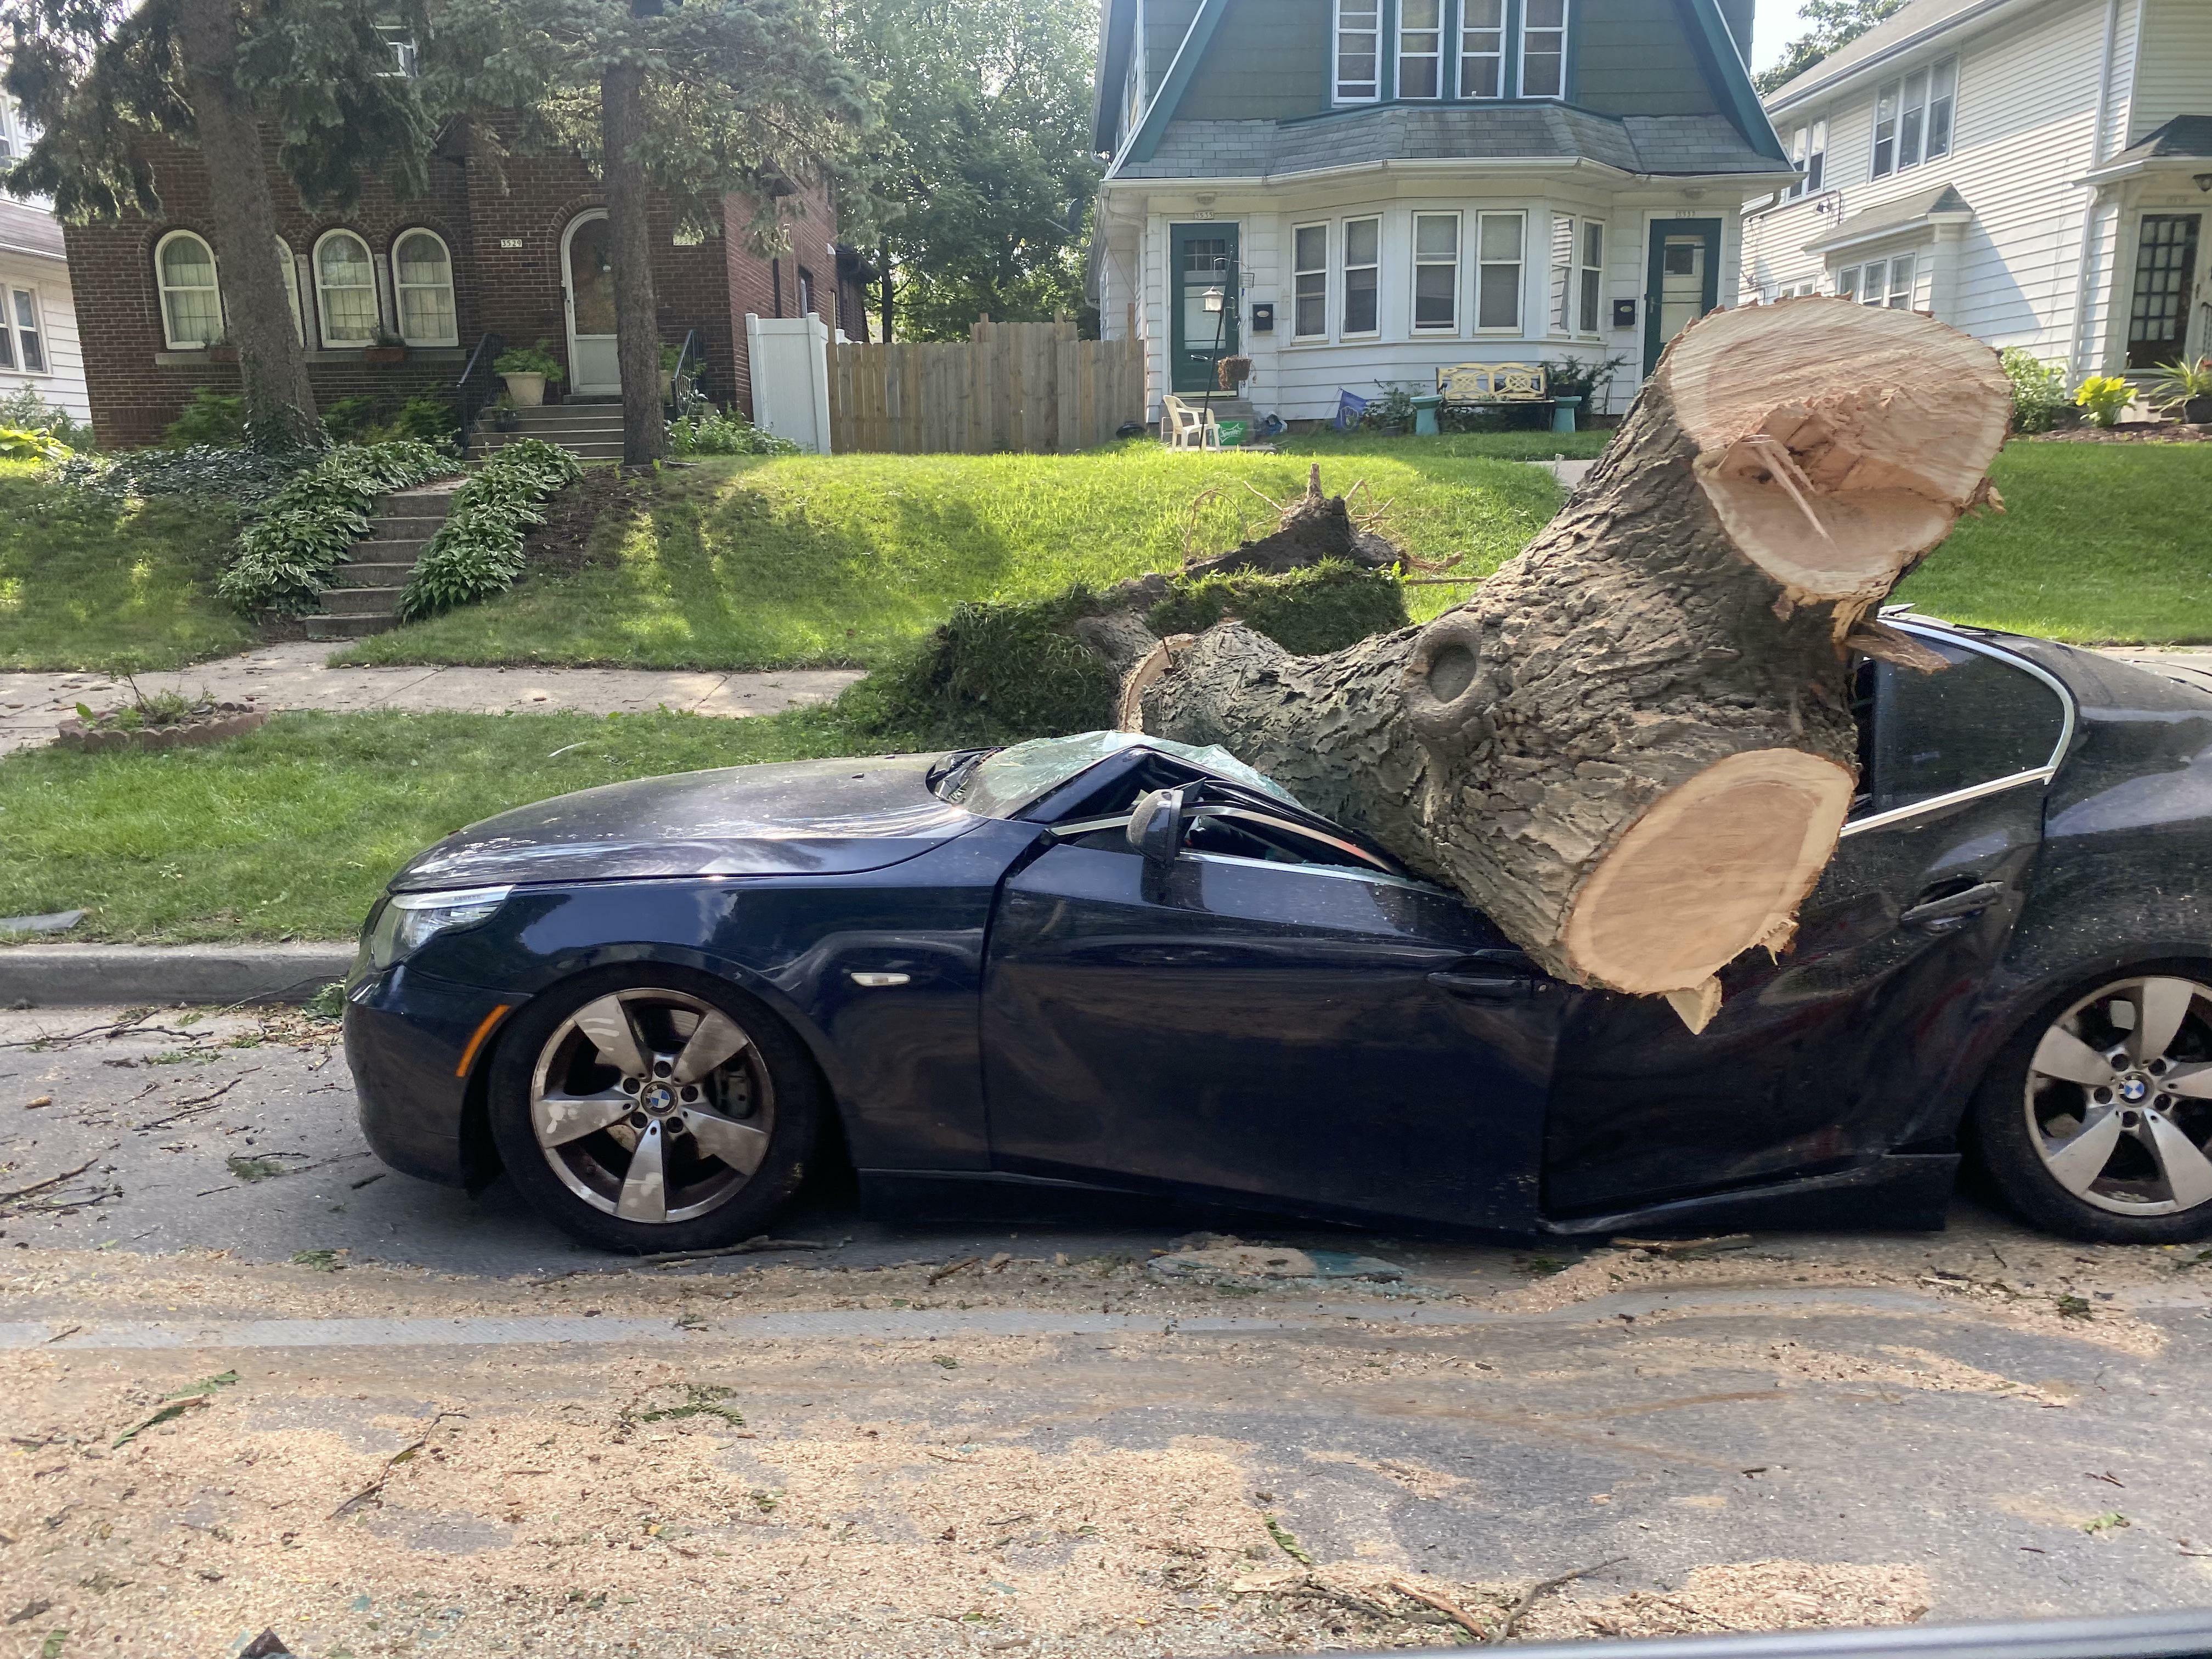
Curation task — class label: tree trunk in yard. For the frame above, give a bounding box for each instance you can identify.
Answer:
[602,50,667,466]
[173,0,319,445]
[1132,300,2013,1030]
[879,237,895,343]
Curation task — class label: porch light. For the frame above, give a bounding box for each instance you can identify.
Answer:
[1201,284,1226,314]
[2195,173,2212,193]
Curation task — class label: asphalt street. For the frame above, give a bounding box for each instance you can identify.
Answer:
[4,1005,2212,1659]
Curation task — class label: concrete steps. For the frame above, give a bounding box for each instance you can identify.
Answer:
[305,481,461,641]
[466,400,629,462]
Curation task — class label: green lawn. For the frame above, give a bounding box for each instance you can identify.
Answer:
[1898,443,2212,643]
[0,459,257,672]
[329,438,1569,670]
[0,707,874,943]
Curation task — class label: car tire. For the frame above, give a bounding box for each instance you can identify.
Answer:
[1972,966,2212,1244]
[487,966,822,1254]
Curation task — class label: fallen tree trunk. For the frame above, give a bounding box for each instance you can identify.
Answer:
[1133,299,2012,1026]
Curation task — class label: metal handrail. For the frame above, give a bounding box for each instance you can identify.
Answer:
[455,331,507,448]
[668,326,706,415]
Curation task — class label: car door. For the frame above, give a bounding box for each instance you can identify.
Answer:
[1543,626,2075,1217]
[980,803,1566,1229]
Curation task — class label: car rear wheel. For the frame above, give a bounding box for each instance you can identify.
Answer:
[487,968,820,1254]
[1974,970,2212,1243]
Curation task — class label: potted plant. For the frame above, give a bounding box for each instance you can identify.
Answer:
[488,392,521,433]
[495,338,565,408]
[1362,382,1419,437]
[204,331,238,364]
[2148,356,2212,426]
[363,329,408,367]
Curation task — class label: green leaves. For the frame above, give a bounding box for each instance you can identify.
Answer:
[217,439,454,614]
[397,439,584,622]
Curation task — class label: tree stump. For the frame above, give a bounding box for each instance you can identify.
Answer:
[1135,299,2012,1027]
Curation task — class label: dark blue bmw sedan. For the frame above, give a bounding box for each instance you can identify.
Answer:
[346,617,2212,1254]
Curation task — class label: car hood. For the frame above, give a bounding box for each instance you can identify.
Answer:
[390,754,981,891]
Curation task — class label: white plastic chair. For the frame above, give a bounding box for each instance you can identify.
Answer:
[1160,394,1222,450]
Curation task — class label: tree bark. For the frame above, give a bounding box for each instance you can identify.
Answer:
[879,236,895,343]
[601,48,666,466]
[173,0,318,445]
[1133,300,2012,1026]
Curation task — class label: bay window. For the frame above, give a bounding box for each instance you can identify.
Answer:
[1399,0,1443,97]
[1341,216,1380,335]
[1476,211,1524,331]
[1838,256,1916,309]
[1413,212,1460,331]
[1335,0,1381,101]
[1293,223,1329,340]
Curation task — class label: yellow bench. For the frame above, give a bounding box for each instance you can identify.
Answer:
[1437,362,1550,405]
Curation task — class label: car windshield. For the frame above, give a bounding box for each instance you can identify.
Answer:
[938,730,1306,819]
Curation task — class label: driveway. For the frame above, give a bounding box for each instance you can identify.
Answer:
[5,1006,2212,1658]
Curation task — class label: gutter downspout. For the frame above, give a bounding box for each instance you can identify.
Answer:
[2068,0,2123,377]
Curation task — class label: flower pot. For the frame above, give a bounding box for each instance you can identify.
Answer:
[205,345,239,364]
[502,371,547,408]
[363,345,407,366]
[2183,396,2212,426]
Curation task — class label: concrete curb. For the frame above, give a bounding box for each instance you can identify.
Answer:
[0,943,353,1007]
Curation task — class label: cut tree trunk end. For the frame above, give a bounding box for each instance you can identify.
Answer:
[1135,299,2013,1029]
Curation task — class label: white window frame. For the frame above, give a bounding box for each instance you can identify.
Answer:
[1884,254,1917,309]
[266,236,302,346]
[391,227,459,347]
[1872,56,1954,178]
[1334,0,1382,103]
[1412,211,1461,332]
[1520,0,1569,99]
[312,228,381,348]
[1340,215,1382,338]
[1291,222,1330,342]
[1786,118,1827,199]
[1397,0,1444,99]
[1837,264,1859,301]
[0,284,48,375]
[1459,0,1505,98]
[0,94,24,161]
[1475,209,1526,332]
[1577,218,1604,336]
[154,228,223,350]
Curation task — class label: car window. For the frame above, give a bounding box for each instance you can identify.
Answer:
[941,731,1304,819]
[1864,636,2068,816]
[1064,804,1393,878]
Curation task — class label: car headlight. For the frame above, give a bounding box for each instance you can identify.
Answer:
[365,885,512,972]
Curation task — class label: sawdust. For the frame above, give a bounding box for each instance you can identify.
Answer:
[1612,1336,2073,1405]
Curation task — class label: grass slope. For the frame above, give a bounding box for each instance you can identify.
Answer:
[0,707,873,943]
[0,459,256,672]
[330,439,1567,670]
[1899,443,2212,643]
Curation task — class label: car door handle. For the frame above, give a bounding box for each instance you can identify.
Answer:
[1899,881,2007,928]
[1428,970,1549,1000]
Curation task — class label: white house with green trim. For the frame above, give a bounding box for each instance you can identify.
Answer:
[1087,0,1793,425]
[1740,0,2212,382]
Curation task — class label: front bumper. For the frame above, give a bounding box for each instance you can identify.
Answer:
[345,962,520,1188]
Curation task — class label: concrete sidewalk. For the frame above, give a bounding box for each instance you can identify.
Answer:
[0,642,863,755]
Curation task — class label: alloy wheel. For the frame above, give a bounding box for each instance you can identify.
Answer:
[2024,975,2212,1217]
[528,988,775,1225]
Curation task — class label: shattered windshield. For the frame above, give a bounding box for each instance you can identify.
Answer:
[940,730,1305,819]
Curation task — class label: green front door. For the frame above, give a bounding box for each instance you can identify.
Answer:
[1643,218,1722,376]
[1170,224,1239,394]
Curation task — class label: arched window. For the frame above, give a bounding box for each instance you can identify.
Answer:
[392,228,457,346]
[275,236,303,343]
[313,229,379,347]
[155,229,222,349]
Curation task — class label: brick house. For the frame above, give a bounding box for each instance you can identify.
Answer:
[63,116,871,449]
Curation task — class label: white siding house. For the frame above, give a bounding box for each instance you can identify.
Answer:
[1090,0,1797,425]
[0,83,89,427]
[1742,0,2212,380]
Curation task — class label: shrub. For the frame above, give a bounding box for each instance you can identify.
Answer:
[320,394,386,444]
[2147,356,2212,417]
[494,339,565,383]
[667,409,799,456]
[0,426,71,461]
[0,387,93,450]
[397,438,583,620]
[58,445,306,506]
[162,387,249,448]
[392,394,460,443]
[2001,348,2070,435]
[2073,373,2134,429]
[217,440,453,614]
[1147,560,1408,655]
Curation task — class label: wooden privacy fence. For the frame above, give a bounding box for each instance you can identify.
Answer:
[828,319,1148,454]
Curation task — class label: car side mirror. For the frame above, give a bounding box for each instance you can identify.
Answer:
[1126,787,1188,867]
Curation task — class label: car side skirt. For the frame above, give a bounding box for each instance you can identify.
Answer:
[1541,1153,1959,1238]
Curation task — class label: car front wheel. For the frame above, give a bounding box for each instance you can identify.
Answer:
[1976,970,2212,1243]
[487,968,820,1254]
